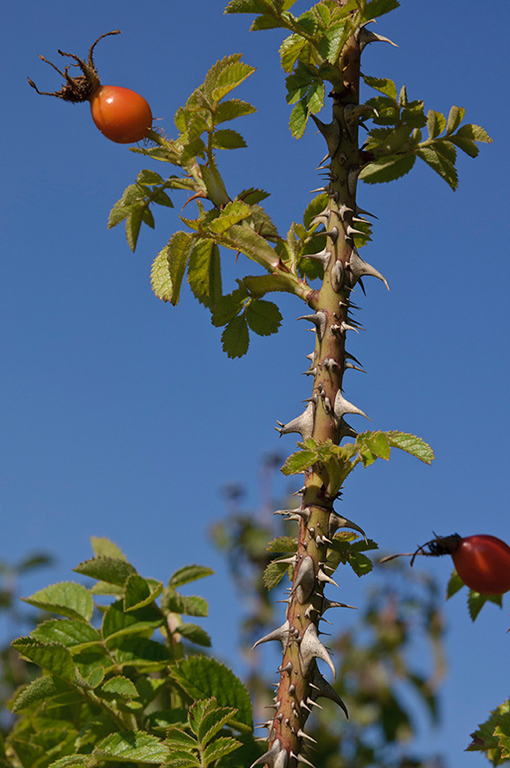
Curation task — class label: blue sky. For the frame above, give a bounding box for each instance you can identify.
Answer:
[1,0,509,765]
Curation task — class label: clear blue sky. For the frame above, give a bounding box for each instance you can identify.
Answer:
[1,1,509,765]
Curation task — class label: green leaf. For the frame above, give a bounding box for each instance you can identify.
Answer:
[163,591,209,618]
[446,105,465,135]
[245,299,282,336]
[197,704,239,746]
[214,99,256,124]
[238,187,270,205]
[266,536,298,553]
[11,637,75,682]
[48,758,90,768]
[31,618,101,648]
[385,431,434,464]
[221,315,250,358]
[209,200,252,235]
[151,248,174,303]
[220,225,279,270]
[203,737,242,764]
[166,231,196,305]
[99,675,139,699]
[467,590,495,621]
[124,574,163,612]
[279,34,308,73]
[177,623,211,647]
[224,0,268,12]
[281,448,318,476]
[211,60,256,102]
[455,123,492,143]
[21,582,93,622]
[264,560,292,590]
[101,599,164,645]
[169,565,214,588]
[171,657,253,730]
[364,0,400,18]
[446,570,465,599]
[90,537,127,560]
[114,637,171,671]
[188,240,222,308]
[426,109,446,140]
[416,145,458,190]
[74,557,137,588]
[165,727,198,751]
[360,154,416,184]
[94,731,170,764]
[363,75,397,100]
[212,128,247,150]
[11,675,72,712]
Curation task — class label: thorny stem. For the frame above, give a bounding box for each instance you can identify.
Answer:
[255,20,388,768]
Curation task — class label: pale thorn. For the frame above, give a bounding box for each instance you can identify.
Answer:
[252,620,290,649]
[291,555,316,603]
[358,24,398,51]
[310,669,349,719]
[317,569,339,587]
[299,622,336,678]
[346,224,366,238]
[297,730,317,744]
[310,113,341,157]
[347,249,389,290]
[340,322,360,334]
[322,597,357,611]
[322,357,340,373]
[302,367,317,377]
[334,390,369,421]
[276,555,298,566]
[275,401,316,440]
[345,361,366,373]
[290,751,315,768]
[329,512,367,542]
[316,153,332,169]
[337,202,354,219]
[330,259,345,293]
[249,740,289,768]
[306,351,317,361]
[297,311,327,341]
[305,247,331,269]
[345,350,363,366]
[306,697,323,710]
[324,226,339,243]
[309,187,328,193]
[292,486,306,496]
[288,684,296,696]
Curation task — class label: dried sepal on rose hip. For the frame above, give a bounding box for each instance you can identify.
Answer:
[28,31,153,144]
[381,533,510,596]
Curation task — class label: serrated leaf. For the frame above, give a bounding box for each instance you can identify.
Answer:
[169,565,214,588]
[197,705,239,746]
[456,123,492,143]
[281,449,318,476]
[21,582,93,622]
[363,75,397,100]
[11,675,72,712]
[166,231,196,305]
[177,623,211,647]
[114,637,171,671]
[238,187,270,205]
[90,537,127,560]
[99,675,139,699]
[385,431,434,464]
[94,731,170,764]
[220,225,279,270]
[171,657,253,730]
[360,154,416,183]
[188,240,222,308]
[31,618,101,648]
[74,557,137,588]
[448,135,479,158]
[48,758,90,768]
[364,0,400,18]
[263,560,292,590]
[426,109,446,140]
[416,145,458,190]
[124,574,163,612]
[11,637,75,682]
[222,315,250,358]
[446,105,465,135]
[211,61,256,102]
[209,200,252,235]
[214,99,256,124]
[101,599,164,645]
[203,736,242,764]
[279,34,308,73]
[151,248,174,303]
[224,0,268,12]
[212,128,247,150]
[165,727,198,750]
[266,536,298,553]
[163,591,209,618]
[245,299,282,336]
